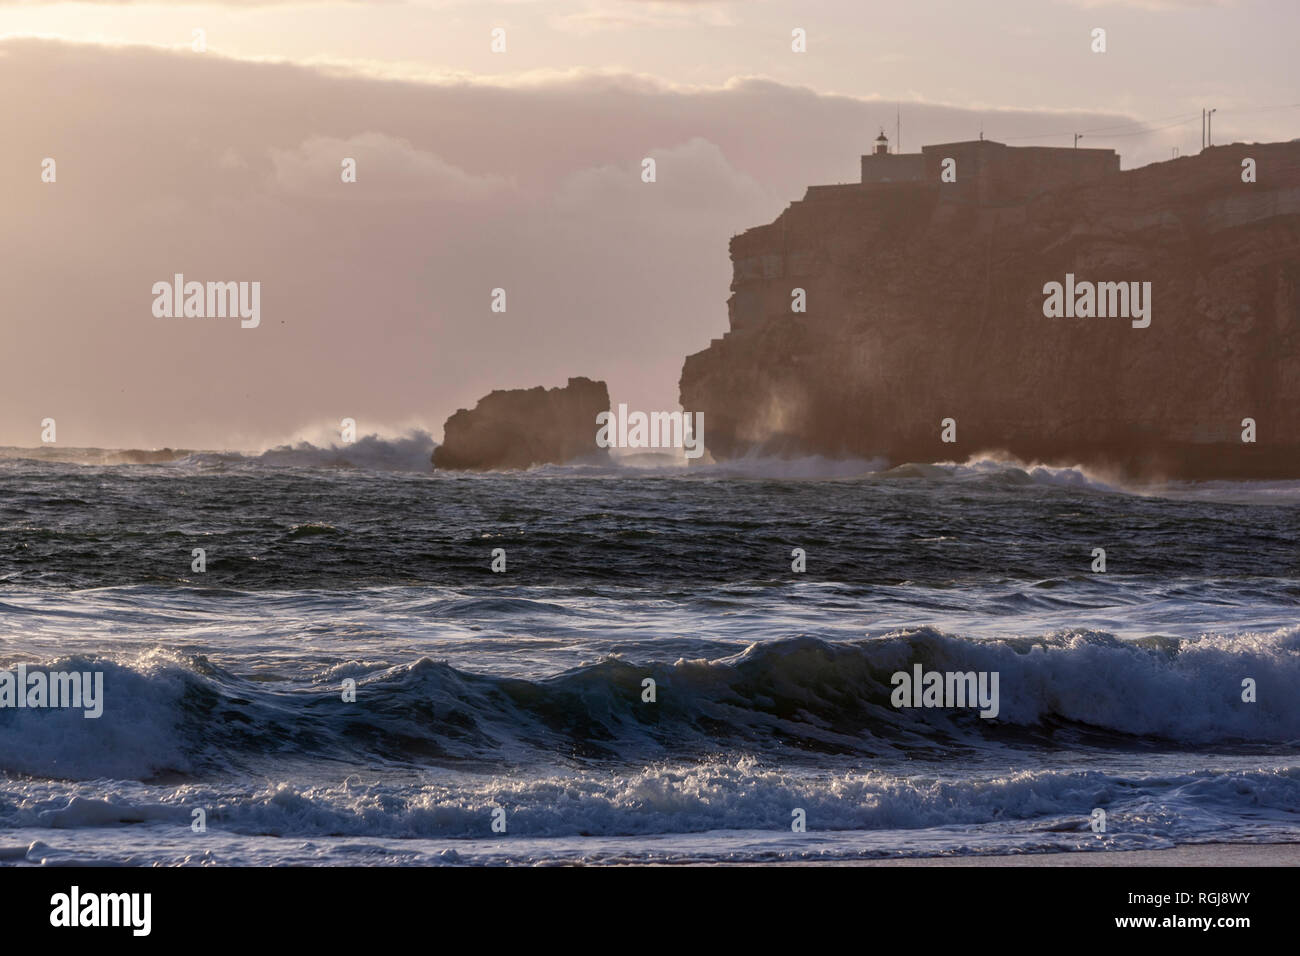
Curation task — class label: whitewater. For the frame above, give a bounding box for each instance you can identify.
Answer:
[0,436,1297,865]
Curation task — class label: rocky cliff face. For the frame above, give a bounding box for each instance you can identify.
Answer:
[679,142,1300,479]
[433,377,610,471]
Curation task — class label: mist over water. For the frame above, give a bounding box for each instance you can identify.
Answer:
[1,445,1298,864]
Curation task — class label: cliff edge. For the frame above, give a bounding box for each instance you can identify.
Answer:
[433,377,610,471]
[679,140,1300,479]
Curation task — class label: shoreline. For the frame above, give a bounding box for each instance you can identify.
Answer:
[829,843,1300,867]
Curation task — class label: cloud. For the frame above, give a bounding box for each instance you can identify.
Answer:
[552,0,739,34]
[1055,0,1235,8]
[0,0,379,5]
[0,37,1147,450]
[269,133,514,201]
[555,137,768,217]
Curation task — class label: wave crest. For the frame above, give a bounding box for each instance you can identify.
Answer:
[3,628,1297,781]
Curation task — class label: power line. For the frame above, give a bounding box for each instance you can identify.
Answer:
[997,103,1300,145]
[1105,116,1200,138]
[1221,101,1300,116]
[1001,111,1200,143]
[1076,110,1201,135]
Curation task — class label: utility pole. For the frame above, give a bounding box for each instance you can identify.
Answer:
[1201,109,1205,150]
[896,103,900,154]
[1208,108,1217,147]
[1074,133,1083,148]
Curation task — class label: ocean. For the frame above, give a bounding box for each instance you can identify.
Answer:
[2,438,1299,865]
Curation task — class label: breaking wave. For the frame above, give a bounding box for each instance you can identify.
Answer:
[9,762,1299,850]
[183,430,437,472]
[6,441,1300,501]
[4,628,1297,783]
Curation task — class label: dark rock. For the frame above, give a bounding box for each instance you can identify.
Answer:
[679,140,1300,480]
[433,377,610,471]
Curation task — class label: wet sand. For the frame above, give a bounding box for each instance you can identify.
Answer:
[842,843,1300,866]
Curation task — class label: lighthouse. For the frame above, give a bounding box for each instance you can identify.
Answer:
[874,129,890,155]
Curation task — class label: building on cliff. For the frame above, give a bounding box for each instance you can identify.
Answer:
[860,133,1120,204]
[682,138,1300,480]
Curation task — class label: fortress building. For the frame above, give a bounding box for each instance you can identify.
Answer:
[681,136,1300,479]
[859,132,1119,205]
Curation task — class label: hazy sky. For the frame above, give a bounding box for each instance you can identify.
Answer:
[2,0,1297,449]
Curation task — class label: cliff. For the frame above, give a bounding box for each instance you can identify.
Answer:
[679,141,1300,479]
[433,377,610,471]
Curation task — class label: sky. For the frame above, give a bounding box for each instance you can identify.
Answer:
[2,0,1297,450]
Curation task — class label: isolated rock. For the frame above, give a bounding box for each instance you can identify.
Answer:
[106,448,189,465]
[433,377,610,471]
[679,139,1300,480]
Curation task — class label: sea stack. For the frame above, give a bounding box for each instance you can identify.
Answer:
[433,377,611,471]
[679,138,1300,480]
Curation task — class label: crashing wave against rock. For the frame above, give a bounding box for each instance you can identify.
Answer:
[679,139,1300,480]
[432,376,611,471]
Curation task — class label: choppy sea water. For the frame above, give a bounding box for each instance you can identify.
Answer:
[1,441,1298,865]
